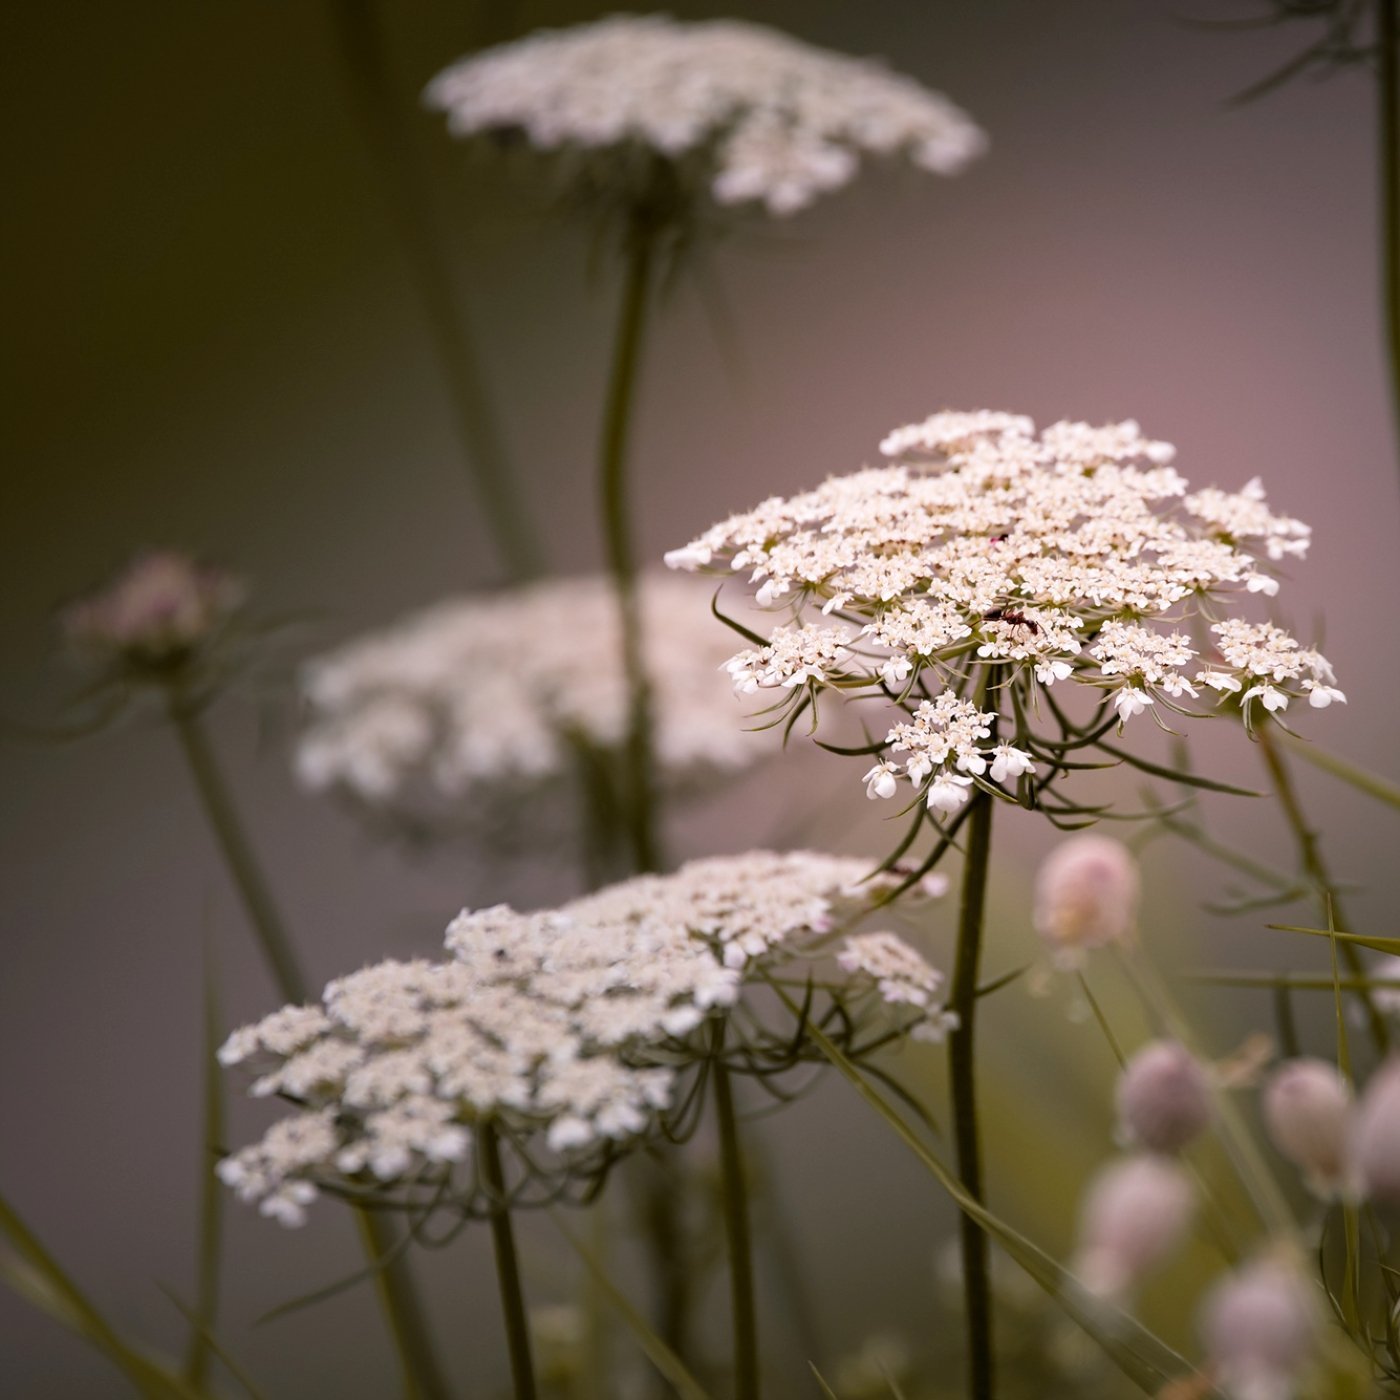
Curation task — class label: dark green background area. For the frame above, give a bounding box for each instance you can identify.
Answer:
[2,3,1398,1394]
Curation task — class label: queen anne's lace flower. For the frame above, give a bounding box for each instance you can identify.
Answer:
[667,411,1339,808]
[295,574,754,824]
[425,16,985,217]
[219,852,947,1226]
[837,932,957,1042]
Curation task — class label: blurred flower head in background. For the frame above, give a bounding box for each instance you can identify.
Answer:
[295,572,759,841]
[62,550,245,681]
[424,13,986,218]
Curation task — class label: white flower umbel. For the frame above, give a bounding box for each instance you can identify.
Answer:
[295,573,754,827]
[837,931,958,1042]
[219,851,945,1225]
[425,15,985,217]
[667,411,1341,814]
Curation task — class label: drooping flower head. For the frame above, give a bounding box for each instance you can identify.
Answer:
[667,412,1341,819]
[295,573,757,834]
[218,851,950,1227]
[425,15,985,218]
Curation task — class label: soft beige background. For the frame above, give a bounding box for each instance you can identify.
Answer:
[3,1,1399,1394]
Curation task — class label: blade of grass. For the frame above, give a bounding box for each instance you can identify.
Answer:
[0,1191,197,1399]
[1267,924,1400,956]
[550,1210,712,1400]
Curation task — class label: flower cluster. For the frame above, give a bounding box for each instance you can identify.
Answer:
[667,411,1341,813]
[219,852,949,1226]
[837,932,957,1042]
[425,15,985,216]
[63,551,245,677]
[295,573,755,824]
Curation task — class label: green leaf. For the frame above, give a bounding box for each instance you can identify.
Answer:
[0,1191,199,1399]
[1267,924,1400,956]
[1094,741,1266,797]
[1279,733,1400,810]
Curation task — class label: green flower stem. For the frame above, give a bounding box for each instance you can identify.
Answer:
[599,211,664,876]
[1256,721,1390,1055]
[478,1123,537,1400]
[1381,0,1400,470]
[328,0,544,582]
[182,961,225,1390]
[164,690,453,1400]
[712,1049,759,1400]
[354,1212,454,1400]
[948,774,996,1400]
[167,696,309,1006]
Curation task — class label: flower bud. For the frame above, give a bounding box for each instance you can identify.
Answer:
[1034,835,1139,967]
[1354,1057,1400,1204]
[1261,1059,1354,1200]
[1199,1257,1317,1400]
[63,551,244,669]
[1115,1040,1214,1153]
[1071,1154,1194,1302]
[1371,953,1400,1018]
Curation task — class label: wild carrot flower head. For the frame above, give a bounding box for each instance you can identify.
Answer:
[668,412,1340,820]
[62,551,245,679]
[295,573,754,827]
[218,851,948,1226]
[425,14,985,217]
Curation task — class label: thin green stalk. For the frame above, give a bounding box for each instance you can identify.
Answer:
[712,1051,759,1400]
[166,696,309,1006]
[165,690,452,1400]
[0,1189,191,1399]
[948,779,996,1400]
[1255,721,1390,1054]
[479,1123,537,1400]
[328,0,544,582]
[355,1213,453,1400]
[599,211,663,875]
[1381,0,1400,469]
[183,957,226,1390]
[636,1157,695,1375]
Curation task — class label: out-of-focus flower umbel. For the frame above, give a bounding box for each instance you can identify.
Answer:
[1115,1040,1214,1154]
[218,851,950,1226]
[667,412,1341,816]
[63,551,245,677]
[1353,1056,1400,1204]
[1198,1256,1319,1400]
[1033,835,1139,969]
[1261,1058,1356,1201]
[1369,953,1400,1018]
[1071,1154,1195,1304]
[295,573,756,825]
[424,14,985,217]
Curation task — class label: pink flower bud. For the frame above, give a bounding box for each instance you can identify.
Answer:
[1115,1040,1214,1153]
[1261,1059,1354,1200]
[1199,1257,1317,1400]
[1354,1057,1400,1204]
[1034,835,1138,967]
[1072,1154,1194,1302]
[64,551,244,668]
